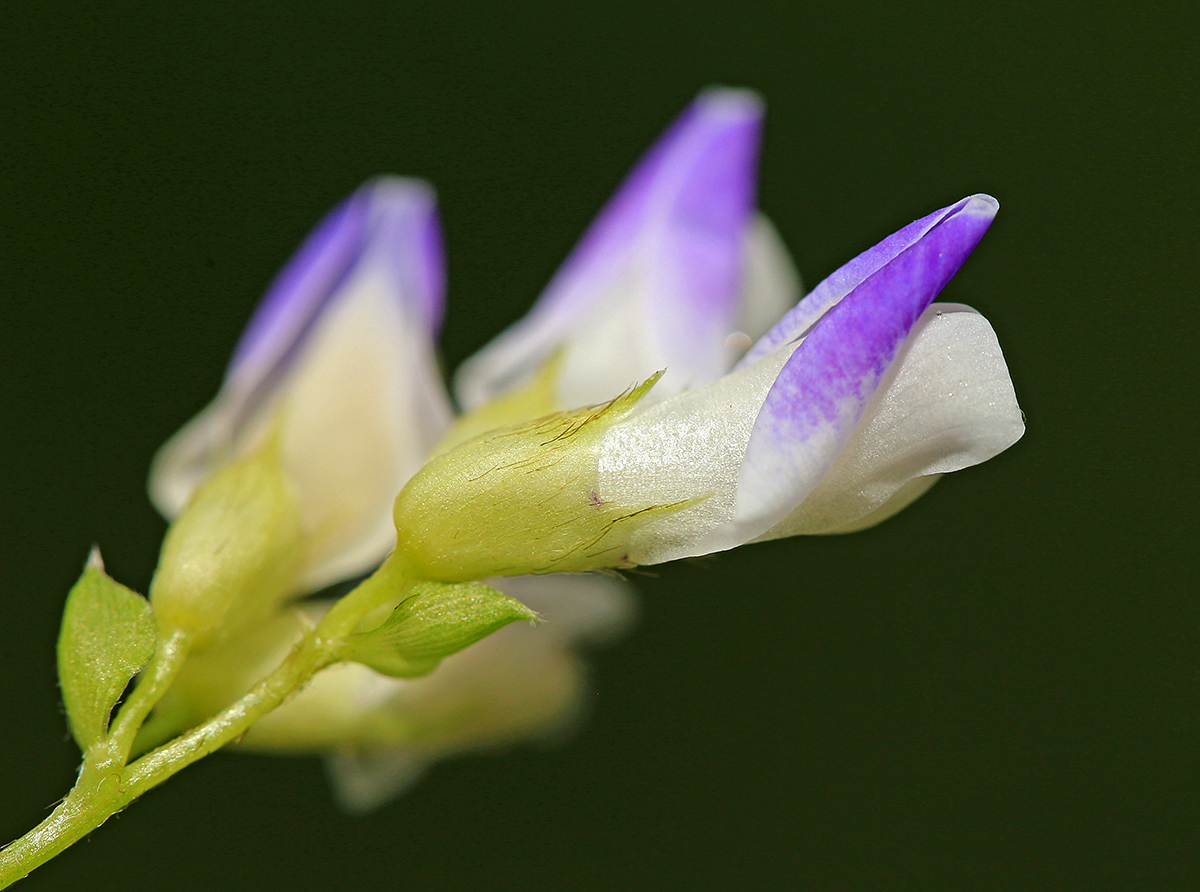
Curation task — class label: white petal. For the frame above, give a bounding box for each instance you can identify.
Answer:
[324,749,427,814]
[597,346,795,565]
[805,475,942,535]
[757,304,1024,538]
[275,275,452,588]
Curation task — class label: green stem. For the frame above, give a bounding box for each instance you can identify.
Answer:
[0,633,337,889]
[107,629,191,763]
[0,563,412,888]
[0,759,125,890]
[315,551,413,640]
[121,630,338,794]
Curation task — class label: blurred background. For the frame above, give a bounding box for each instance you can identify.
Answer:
[1,1,1195,889]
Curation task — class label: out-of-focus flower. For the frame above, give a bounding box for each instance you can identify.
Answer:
[150,177,453,593]
[454,87,799,415]
[153,574,633,812]
[144,174,645,807]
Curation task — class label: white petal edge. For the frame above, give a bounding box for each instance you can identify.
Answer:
[324,749,427,815]
[722,213,802,369]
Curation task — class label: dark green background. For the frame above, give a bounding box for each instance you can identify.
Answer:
[1,1,1195,889]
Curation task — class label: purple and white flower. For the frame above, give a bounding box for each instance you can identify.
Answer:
[147,86,1023,807]
[456,87,800,412]
[594,194,1023,565]
[150,177,453,592]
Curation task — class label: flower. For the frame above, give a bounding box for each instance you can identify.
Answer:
[150,177,453,593]
[595,194,1024,565]
[397,184,1022,574]
[456,87,799,413]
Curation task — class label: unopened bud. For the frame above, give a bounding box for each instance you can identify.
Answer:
[149,439,304,647]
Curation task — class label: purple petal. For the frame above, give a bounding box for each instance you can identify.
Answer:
[550,87,761,329]
[734,195,998,532]
[227,177,444,425]
[739,195,994,368]
[455,87,763,406]
[643,93,764,381]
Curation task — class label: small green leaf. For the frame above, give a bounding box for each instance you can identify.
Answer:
[58,549,158,751]
[342,581,537,678]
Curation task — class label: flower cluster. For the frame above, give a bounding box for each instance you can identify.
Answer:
[148,88,1022,809]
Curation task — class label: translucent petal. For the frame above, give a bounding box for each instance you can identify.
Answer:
[724,214,802,368]
[597,348,793,565]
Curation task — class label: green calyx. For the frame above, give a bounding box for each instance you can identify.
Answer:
[339,581,537,678]
[393,373,699,579]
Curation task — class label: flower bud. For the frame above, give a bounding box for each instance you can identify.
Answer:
[149,439,304,647]
[392,374,697,580]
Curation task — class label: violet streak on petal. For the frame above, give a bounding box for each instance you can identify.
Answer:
[753,303,1024,539]
[730,195,999,539]
[648,92,764,388]
[455,87,764,409]
[227,178,445,431]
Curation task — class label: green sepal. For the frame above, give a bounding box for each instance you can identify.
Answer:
[341,581,537,678]
[57,549,158,751]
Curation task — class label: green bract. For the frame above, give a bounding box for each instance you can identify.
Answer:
[57,551,158,752]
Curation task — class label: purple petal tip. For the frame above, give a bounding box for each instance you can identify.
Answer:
[741,193,998,367]
[735,193,998,533]
[363,176,446,337]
